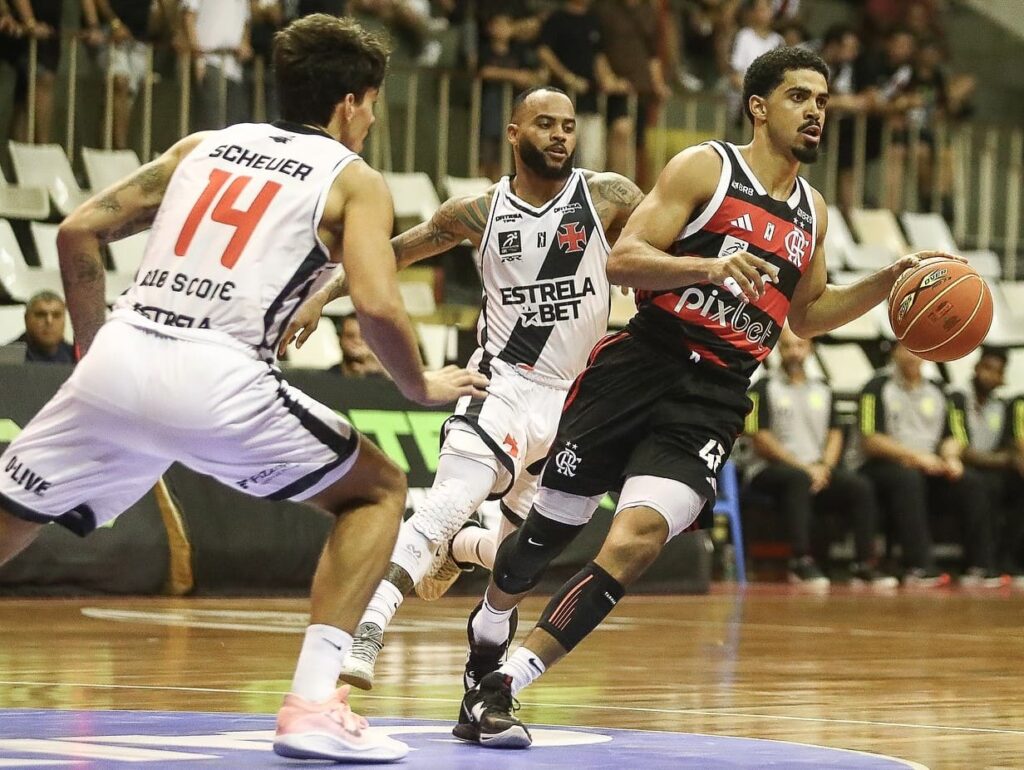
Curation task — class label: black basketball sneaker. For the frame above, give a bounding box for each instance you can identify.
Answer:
[463,600,519,690]
[453,671,532,748]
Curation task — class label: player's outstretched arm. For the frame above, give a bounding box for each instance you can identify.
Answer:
[392,191,494,269]
[335,163,487,406]
[607,146,779,301]
[585,171,644,246]
[278,190,494,355]
[787,189,958,338]
[56,131,210,355]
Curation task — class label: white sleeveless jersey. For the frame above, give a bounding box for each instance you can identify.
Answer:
[476,169,610,381]
[114,122,359,362]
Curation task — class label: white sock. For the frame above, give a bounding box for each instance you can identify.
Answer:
[498,647,546,696]
[361,579,405,631]
[290,624,352,703]
[390,523,436,584]
[451,526,497,569]
[472,595,513,646]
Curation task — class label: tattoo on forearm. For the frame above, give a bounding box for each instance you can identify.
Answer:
[64,252,104,286]
[393,192,492,260]
[593,175,644,210]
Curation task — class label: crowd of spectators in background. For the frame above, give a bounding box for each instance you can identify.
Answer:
[0,1,977,202]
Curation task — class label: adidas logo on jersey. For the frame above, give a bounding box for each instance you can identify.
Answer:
[729,213,753,231]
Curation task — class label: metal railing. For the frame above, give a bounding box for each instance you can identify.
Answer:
[5,41,1023,275]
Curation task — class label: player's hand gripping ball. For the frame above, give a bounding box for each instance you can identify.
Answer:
[888,257,993,362]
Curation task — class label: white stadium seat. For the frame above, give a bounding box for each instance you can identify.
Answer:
[826,206,894,271]
[848,208,908,259]
[0,164,49,220]
[9,141,91,217]
[383,172,441,225]
[816,343,875,393]
[81,147,141,192]
[442,175,493,200]
[283,313,342,369]
[0,219,63,302]
[901,211,1002,280]
[0,303,25,344]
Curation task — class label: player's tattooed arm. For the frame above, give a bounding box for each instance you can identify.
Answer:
[391,190,494,269]
[313,190,495,305]
[56,131,210,355]
[586,172,644,246]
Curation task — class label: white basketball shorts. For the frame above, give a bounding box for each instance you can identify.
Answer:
[444,354,570,522]
[0,318,360,535]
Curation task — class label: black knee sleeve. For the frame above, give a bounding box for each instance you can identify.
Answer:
[538,561,625,653]
[492,508,584,595]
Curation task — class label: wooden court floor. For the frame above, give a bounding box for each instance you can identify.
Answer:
[0,586,1021,769]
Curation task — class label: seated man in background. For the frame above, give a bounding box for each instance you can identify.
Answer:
[745,327,895,588]
[331,314,385,378]
[11,291,76,364]
[859,343,999,587]
[948,348,1024,582]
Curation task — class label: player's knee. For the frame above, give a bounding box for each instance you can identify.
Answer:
[492,509,585,595]
[602,515,665,573]
[374,456,408,512]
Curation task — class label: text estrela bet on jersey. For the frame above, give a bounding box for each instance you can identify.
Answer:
[477,169,610,381]
[632,141,816,380]
[116,122,358,362]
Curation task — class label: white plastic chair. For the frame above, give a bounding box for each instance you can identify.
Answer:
[816,343,875,393]
[0,164,49,220]
[901,211,1002,280]
[283,315,342,369]
[383,172,441,225]
[442,175,494,200]
[29,221,132,304]
[827,206,895,271]
[9,141,90,217]
[0,219,63,302]
[81,147,141,192]
[0,304,26,343]
[848,208,908,259]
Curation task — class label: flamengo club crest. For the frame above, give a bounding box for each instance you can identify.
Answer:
[784,227,809,267]
[555,441,581,477]
[557,222,588,254]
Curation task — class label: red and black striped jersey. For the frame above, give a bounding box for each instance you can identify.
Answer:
[629,140,817,382]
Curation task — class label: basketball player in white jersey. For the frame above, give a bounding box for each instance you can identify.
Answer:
[0,15,487,764]
[280,87,644,690]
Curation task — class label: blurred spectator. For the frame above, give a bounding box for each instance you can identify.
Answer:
[295,0,348,15]
[82,0,157,150]
[477,13,543,180]
[331,314,385,378]
[819,24,874,212]
[351,0,438,63]
[595,0,671,183]
[182,0,253,130]
[859,343,999,587]
[10,291,75,364]
[672,0,728,87]
[250,0,286,121]
[8,0,66,144]
[745,328,894,587]
[948,350,1024,581]
[1008,393,1024,582]
[728,0,782,118]
[0,1,24,143]
[776,18,807,49]
[537,0,630,171]
[770,0,799,22]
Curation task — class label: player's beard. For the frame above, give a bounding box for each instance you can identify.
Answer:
[793,142,820,164]
[518,136,574,180]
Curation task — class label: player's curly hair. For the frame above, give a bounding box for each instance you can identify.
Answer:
[742,46,829,125]
[273,14,390,127]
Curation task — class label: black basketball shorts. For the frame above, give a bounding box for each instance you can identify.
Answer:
[541,330,751,511]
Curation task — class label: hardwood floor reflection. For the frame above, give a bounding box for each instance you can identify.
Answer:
[0,585,1021,769]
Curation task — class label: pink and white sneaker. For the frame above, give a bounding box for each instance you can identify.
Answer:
[273,685,408,763]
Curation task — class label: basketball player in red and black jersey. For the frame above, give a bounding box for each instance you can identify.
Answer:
[454,46,953,748]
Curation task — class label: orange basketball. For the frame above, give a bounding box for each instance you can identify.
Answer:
[888,257,993,362]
